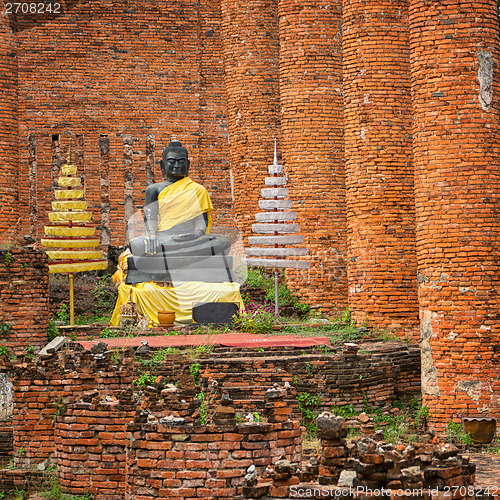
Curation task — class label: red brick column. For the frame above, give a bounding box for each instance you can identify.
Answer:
[0,16,19,243]
[220,0,280,239]
[278,0,347,314]
[410,0,500,432]
[343,0,419,337]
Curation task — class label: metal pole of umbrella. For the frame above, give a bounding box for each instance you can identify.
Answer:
[274,269,279,319]
[69,273,75,326]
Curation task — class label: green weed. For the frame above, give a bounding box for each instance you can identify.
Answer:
[99,328,119,339]
[297,392,322,437]
[0,321,12,336]
[47,320,59,341]
[24,344,35,360]
[244,267,309,315]
[133,371,154,387]
[347,427,361,439]
[341,306,351,324]
[4,251,13,266]
[331,404,358,419]
[190,363,201,385]
[414,405,429,429]
[446,420,473,445]
[41,471,93,499]
[196,392,207,425]
[91,274,117,317]
[253,412,263,423]
[54,304,69,324]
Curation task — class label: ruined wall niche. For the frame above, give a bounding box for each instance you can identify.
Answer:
[24,132,232,251]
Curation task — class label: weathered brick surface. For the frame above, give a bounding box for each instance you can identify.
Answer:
[0,248,49,350]
[10,341,419,470]
[13,0,230,244]
[0,16,19,245]
[55,402,136,499]
[343,0,419,338]
[198,342,421,417]
[125,420,302,499]
[410,0,500,432]
[220,0,281,241]
[279,0,347,314]
[246,423,479,498]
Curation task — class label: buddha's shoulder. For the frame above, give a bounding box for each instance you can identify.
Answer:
[186,178,208,192]
[146,181,172,195]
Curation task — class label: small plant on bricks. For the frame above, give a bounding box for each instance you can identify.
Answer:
[190,362,201,385]
[297,392,322,437]
[446,420,473,445]
[0,321,11,336]
[133,371,154,387]
[196,391,207,424]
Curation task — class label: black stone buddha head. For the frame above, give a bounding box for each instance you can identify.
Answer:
[160,139,190,182]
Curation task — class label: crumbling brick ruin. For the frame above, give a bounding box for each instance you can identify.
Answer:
[0,0,498,447]
[0,342,485,499]
[243,412,478,499]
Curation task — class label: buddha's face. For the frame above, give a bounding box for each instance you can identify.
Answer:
[163,150,189,181]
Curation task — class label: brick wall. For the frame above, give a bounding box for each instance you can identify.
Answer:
[0,15,19,245]
[199,342,421,417]
[0,248,49,350]
[126,419,301,499]
[343,0,419,338]
[55,400,136,499]
[10,341,420,469]
[278,0,347,315]
[410,0,500,432]
[11,347,135,468]
[14,0,231,245]
[220,0,281,240]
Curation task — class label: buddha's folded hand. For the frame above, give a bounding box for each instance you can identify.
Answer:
[144,234,158,255]
[172,230,204,242]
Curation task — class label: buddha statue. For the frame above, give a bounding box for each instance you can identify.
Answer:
[126,139,232,284]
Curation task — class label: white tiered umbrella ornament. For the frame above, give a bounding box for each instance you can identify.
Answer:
[244,139,310,316]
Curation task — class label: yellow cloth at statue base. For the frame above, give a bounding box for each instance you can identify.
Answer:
[112,248,132,283]
[110,281,244,326]
[157,177,213,232]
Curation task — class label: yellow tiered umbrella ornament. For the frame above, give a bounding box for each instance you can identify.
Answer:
[41,146,108,325]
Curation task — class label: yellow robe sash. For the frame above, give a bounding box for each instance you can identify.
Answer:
[157,177,213,233]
